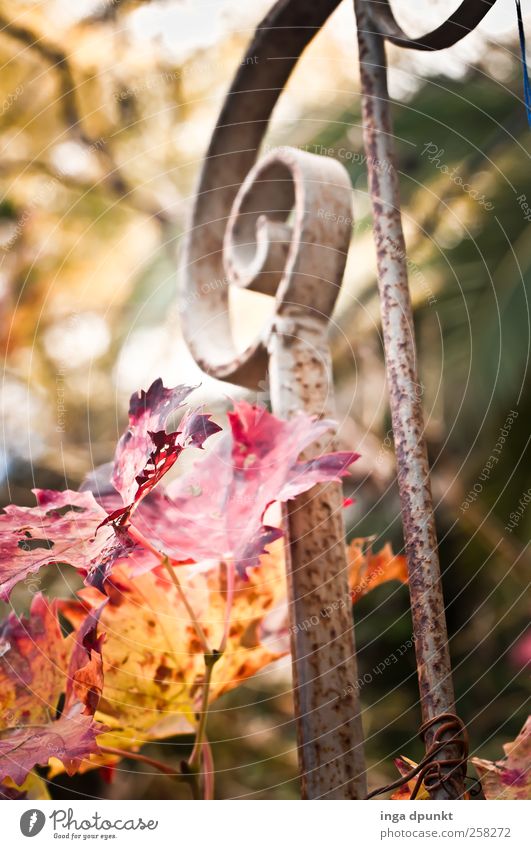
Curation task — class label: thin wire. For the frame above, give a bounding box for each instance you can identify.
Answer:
[367,713,469,800]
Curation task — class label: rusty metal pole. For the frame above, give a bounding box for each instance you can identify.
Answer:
[184,143,367,798]
[353,0,466,799]
[268,322,366,799]
[222,148,367,798]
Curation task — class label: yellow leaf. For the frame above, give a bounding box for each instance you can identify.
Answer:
[390,756,430,800]
[59,539,287,757]
[2,771,51,800]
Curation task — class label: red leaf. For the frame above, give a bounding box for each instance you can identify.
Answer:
[0,387,356,596]
[111,378,195,505]
[104,381,221,526]
[0,706,102,786]
[130,402,359,574]
[0,594,106,784]
[66,602,107,716]
[0,594,69,722]
[472,717,531,799]
[0,490,116,599]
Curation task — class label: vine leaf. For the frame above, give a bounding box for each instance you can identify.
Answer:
[347,539,408,604]
[0,489,121,599]
[0,384,356,598]
[0,594,106,785]
[0,594,69,723]
[388,756,430,800]
[55,534,407,767]
[104,379,220,525]
[472,717,531,800]
[65,602,107,716]
[129,401,359,575]
[59,538,288,751]
[0,709,104,786]
[110,379,193,504]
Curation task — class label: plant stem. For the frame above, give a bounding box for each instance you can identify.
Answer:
[201,736,215,800]
[188,651,219,770]
[126,521,223,797]
[218,560,235,655]
[99,746,180,778]
[127,523,211,655]
[126,523,161,558]
[162,557,212,655]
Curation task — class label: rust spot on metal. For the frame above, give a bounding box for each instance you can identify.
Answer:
[354,0,467,799]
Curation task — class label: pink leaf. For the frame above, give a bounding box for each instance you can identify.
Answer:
[129,402,358,574]
[104,381,221,526]
[0,490,128,599]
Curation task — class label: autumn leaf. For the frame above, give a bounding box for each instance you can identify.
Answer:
[65,602,107,716]
[59,538,288,752]
[389,756,430,800]
[83,523,139,592]
[0,594,69,724]
[1,387,355,599]
[0,384,370,784]
[347,538,408,604]
[0,489,124,599]
[472,717,531,800]
[110,379,194,505]
[56,531,408,765]
[0,594,106,784]
[0,771,51,800]
[61,573,202,743]
[128,401,359,575]
[0,382,221,599]
[104,379,220,525]
[0,382,219,599]
[0,707,104,786]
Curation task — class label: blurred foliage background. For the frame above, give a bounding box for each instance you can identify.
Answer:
[0,0,529,799]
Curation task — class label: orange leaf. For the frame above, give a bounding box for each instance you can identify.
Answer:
[347,538,408,604]
[59,538,288,748]
[389,756,430,800]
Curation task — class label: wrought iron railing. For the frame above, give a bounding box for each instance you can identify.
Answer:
[181,0,500,800]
